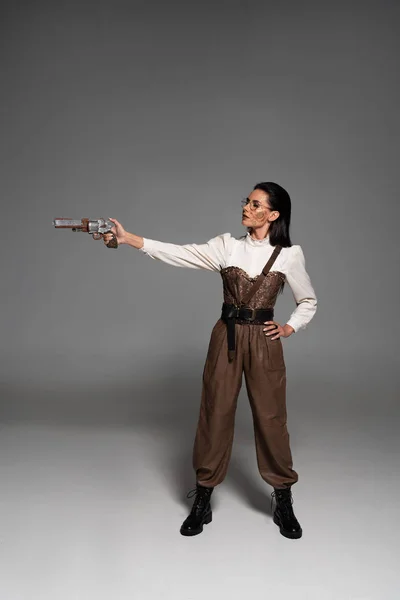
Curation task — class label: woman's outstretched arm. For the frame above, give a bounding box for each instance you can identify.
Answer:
[104,218,232,271]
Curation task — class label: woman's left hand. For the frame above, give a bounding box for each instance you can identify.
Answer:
[263,321,295,340]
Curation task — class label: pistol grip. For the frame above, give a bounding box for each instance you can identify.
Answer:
[105,232,118,249]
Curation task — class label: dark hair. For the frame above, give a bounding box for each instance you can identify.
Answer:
[248,182,292,295]
[249,182,292,248]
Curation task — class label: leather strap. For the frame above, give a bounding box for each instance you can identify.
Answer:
[221,304,274,323]
[221,305,274,361]
[240,245,282,306]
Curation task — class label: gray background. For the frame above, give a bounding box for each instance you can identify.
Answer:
[1,1,399,599]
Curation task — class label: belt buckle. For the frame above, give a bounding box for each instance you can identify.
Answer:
[246,307,256,322]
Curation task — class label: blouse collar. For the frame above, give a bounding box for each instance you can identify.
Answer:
[245,231,271,247]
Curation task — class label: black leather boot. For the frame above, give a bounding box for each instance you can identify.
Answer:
[271,487,302,539]
[180,483,214,536]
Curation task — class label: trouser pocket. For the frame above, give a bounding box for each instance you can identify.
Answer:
[264,334,286,370]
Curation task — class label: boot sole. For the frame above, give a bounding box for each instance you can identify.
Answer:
[180,511,212,536]
[273,514,302,539]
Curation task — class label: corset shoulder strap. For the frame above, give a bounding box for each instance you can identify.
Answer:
[240,245,282,306]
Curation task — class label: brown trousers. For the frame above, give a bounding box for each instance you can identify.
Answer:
[192,319,299,490]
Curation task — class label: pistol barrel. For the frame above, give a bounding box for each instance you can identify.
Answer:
[53,219,84,228]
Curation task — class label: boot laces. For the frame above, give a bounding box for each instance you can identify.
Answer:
[270,488,293,515]
[186,486,212,513]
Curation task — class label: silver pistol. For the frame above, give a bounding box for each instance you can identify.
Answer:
[52,218,118,248]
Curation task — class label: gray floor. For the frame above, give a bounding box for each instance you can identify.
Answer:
[1,356,398,600]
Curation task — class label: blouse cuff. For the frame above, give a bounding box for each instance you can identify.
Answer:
[140,237,154,253]
[285,317,304,333]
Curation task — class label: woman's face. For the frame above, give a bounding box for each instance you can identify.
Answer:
[241,189,275,229]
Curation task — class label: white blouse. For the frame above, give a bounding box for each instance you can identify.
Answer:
[139,231,317,333]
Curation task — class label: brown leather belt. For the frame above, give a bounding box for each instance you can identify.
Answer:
[221,303,275,360]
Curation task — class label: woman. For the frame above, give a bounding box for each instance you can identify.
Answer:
[104,181,317,540]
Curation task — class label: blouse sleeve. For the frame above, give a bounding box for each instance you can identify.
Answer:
[285,245,318,332]
[139,232,232,271]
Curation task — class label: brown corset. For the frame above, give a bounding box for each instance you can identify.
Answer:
[220,266,286,310]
